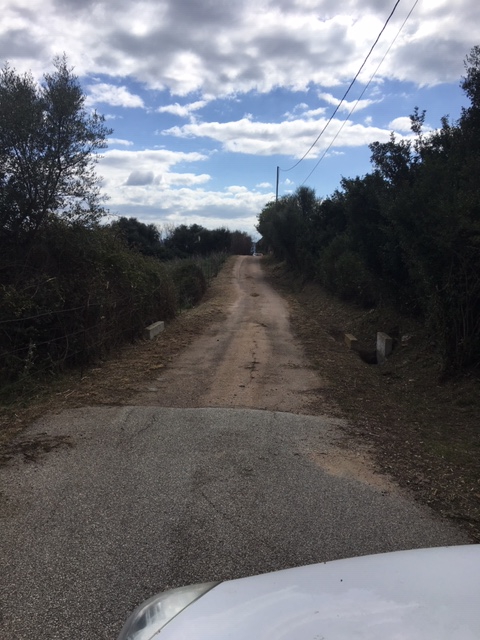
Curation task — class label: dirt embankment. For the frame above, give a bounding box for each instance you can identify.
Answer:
[1,256,479,540]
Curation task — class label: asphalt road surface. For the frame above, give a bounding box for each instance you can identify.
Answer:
[0,257,470,640]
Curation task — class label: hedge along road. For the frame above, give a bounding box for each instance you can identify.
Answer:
[0,256,469,640]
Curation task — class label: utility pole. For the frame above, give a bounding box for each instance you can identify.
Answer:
[275,166,279,202]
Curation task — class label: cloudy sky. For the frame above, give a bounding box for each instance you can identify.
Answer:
[2,0,478,237]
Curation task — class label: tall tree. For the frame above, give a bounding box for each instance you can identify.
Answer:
[110,216,163,257]
[0,55,112,244]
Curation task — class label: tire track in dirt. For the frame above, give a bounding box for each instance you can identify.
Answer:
[134,256,335,415]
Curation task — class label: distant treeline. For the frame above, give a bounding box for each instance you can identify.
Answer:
[257,47,480,373]
[108,217,253,259]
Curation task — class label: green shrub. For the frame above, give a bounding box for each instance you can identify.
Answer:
[0,224,230,392]
[316,236,377,307]
[315,235,350,293]
[197,252,229,281]
[0,223,177,387]
[334,251,377,307]
[169,261,207,309]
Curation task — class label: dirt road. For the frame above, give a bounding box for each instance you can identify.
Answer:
[135,255,331,414]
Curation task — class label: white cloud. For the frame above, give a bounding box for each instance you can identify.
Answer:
[85,83,144,108]
[156,173,211,187]
[227,185,249,194]
[256,182,272,188]
[125,170,154,186]
[302,107,328,118]
[99,148,209,194]
[162,115,402,158]
[108,138,134,146]
[285,104,327,120]
[318,91,380,113]
[284,103,309,117]
[388,116,413,133]
[2,0,478,99]
[101,148,207,170]
[157,99,209,118]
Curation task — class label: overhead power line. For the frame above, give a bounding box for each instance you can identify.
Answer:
[279,0,401,175]
[301,0,419,185]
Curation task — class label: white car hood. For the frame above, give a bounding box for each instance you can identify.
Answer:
[159,545,480,639]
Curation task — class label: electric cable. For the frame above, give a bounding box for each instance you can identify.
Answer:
[301,0,419,185]
[280,0,401,173]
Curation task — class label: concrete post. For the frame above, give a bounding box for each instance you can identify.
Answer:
[144,321,165,340]
[377,332,393,364]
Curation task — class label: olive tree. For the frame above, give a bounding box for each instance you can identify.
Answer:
[0,55,112,243]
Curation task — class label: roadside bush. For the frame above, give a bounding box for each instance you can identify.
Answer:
[168,261,207,309]
[315,234,350,293]
[316,236,377,307]
[0,222,177,387]
[257,48,480,372]
[0,224,230,393]
[197,252,229,281]
[334,251,377,307]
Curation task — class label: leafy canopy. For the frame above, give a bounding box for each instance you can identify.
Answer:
[0,55,112,243]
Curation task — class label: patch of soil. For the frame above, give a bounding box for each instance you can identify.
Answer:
[309,446,398,494]
[0,433,72,464]
[264,261,480,542]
